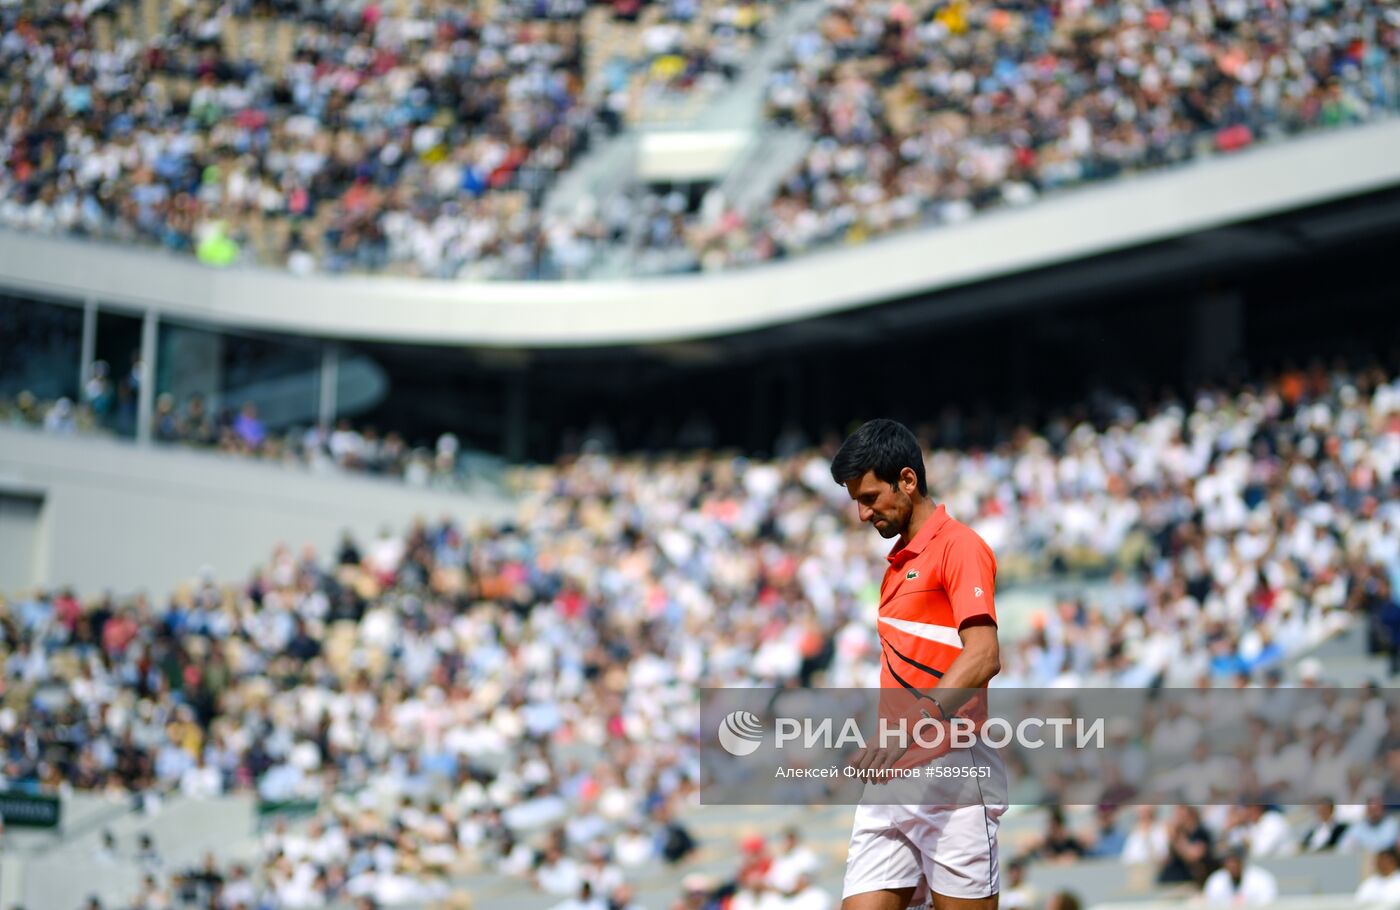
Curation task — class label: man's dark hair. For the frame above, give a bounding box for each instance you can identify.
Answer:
[830,419,927,495]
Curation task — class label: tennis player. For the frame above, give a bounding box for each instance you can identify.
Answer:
[831,419,1006,910]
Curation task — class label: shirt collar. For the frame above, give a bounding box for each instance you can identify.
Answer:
[886,503,950,566]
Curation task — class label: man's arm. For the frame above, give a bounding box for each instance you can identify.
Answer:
[928,528,1000,717]
[931,617,1000,715]
[852,619,999,778]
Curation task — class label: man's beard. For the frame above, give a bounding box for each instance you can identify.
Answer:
[873,515,902,539]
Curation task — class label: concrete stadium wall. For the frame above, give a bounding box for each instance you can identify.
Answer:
[0,120,1397,347]
[0,426,513,597]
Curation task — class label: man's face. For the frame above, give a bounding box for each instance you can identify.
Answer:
[844,469,915,539]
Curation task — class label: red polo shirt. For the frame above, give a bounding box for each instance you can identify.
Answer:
[877,503,998,692]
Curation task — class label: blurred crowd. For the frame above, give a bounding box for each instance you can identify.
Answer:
[1,360,1398,908]
[673,0,1400,269]
[0,353,478,488]
[987,359,1400,689]
[0,0,766,280]
[1,385,475,489]
[1005,789,1400,908]
[1002,684,1400,807]
[4,0,1397,279]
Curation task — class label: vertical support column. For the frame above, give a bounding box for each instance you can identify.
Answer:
[135,308,158,445]
[504,368,528,462]
[78,296,98,397]
[318,342,340,429]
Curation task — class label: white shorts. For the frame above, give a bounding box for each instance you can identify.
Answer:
[842,800,1005,904]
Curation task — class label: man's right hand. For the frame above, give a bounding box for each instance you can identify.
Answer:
[846,743,909,783]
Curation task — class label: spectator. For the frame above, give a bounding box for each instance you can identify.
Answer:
[536,844,583,897]
[675,874,718,910]
[729,866,779,910]
[153,394,182,443]
[613,821,656,868]
[580,845,624,897]
[1036,808,1087,863]
[179,752,223,800]
[781,872,832,910]
[736,833,772,883]
[1299,800,1349,852]
[608,883,645,910]
[1341,796,1400,854]
[552,881,607,910]
[1122,806,1169,866]
[1357,848,1400,903]
[93,829,117,864]
[1202,846,1279,906]
[42,397,76,434]
[766,827,819,893]
[1085,805,1128,859]
[232,402,266,450]
[138,873,172,910]
[136,833,162,874]
[83,362,113,420]
[1242,804,1293,857]
[1365,578,1400,676]
[1159,805,1214,887]
[175,854,218,904]
[1000,857,1037,910]
[658,808,697,865]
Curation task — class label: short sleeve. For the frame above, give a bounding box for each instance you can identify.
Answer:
[941,529,997,629]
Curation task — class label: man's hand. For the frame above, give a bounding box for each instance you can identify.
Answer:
[846,742,910,783]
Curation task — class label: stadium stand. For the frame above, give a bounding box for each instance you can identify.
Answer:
[4,4,1400,907]
[0,0,773,280]
[3,360,1398,908]
[1,0,1396,278]
[0,0,606,278]
[0,292,500,489]
[679,0,1400,270]
[2,383,479,489]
